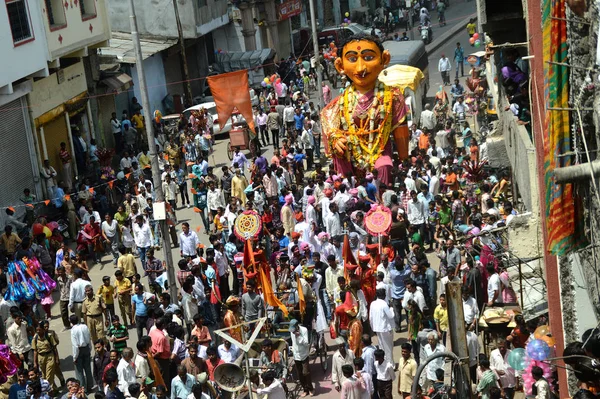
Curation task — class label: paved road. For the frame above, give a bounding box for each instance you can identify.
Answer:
[39,4,476,397]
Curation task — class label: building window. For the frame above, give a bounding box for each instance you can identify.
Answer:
[6,0,33,44]
[198,0,207,7]
[80,0,96,20]
[45,0,66,30]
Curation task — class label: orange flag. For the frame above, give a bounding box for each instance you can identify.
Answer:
[186,161,194,166]
[44,200,50,206]
[164,154,169,161]
[193,207,202,213]
[296,273,306,315]
[25,204,34,209]
[8,207,15,212]
[125,173,132,179]
[64,194,71,201]
[195,226,201,233]
[189,173,197,179]
[89,187,94,194]
[146,351,165,388]
[243,239,255,270]
[342,234,356,281]
[190,188,198,195]
[259,264,289,318]
[108,181,114,189]
[207,70,256,132]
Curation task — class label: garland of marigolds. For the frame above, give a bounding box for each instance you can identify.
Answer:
[329,82,393,171]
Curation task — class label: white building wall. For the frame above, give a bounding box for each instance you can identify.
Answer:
[0,0,48,92]
[40,0,111,60]
[129,54,168,116]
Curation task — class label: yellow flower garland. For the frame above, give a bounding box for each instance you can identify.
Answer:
[335,82,394,170]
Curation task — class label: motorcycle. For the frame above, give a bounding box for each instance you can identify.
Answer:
[420,24,433,44]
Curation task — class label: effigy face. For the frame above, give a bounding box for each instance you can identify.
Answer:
[334,39,391,93]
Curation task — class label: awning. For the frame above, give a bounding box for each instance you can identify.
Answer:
[212,49,276,74]
[98,32,177,64]
[34,91,89,127]
[100,73,133,92]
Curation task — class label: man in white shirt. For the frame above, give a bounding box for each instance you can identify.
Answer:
[69,268,92,320]
[289,319,313,396]
[487,264,502,306]
[325,203,342,237]
[120,152,133,171]
[438,54,452,85]
[70,315,94,391]
[162,174,179,209]
[132,215,153,270]
[7,312,32,368]
[423,332,446,388]
[462,290,479,330]
[490,340,516,399]
[217,340,239,363]
[374,349,395,399]
[453,96,469,115]
[369,289,395,365]
[117,347,137,396]
[402,279,426,312]
[179,222,199,258]
[332,337,355,391]
[406,191,426,233]
[256,370,286,399]
[420,104,436,131]
[354,357,374,399]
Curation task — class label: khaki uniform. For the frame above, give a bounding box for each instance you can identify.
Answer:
[82,295,106,342]
[32,333,58,390]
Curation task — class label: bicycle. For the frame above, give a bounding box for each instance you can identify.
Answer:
[310,328,328,372]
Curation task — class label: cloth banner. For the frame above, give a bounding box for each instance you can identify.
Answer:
[542,0,586,254]
[207,70,255,132]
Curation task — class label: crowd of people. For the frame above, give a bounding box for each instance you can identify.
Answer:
[0,31,568,399]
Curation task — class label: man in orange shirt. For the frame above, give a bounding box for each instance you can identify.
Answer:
[149,317,171,384]
[445,168,459,192]
[418,128,430,150]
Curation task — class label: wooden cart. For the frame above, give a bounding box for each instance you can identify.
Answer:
[227,124,258,160]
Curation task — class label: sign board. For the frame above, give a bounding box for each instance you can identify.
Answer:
[278,0,302,21]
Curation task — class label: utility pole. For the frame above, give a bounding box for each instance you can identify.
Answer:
[308,0,324,108]
[128,0,178,302]
[173,0,194,107]
[446,281,472,396]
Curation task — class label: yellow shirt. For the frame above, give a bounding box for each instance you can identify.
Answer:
[213,215,224,231]
[434,304,449,332]
[466,23,476,34]
[115,278,132,294]
[98,284,115,305]
[118,253,137,278]
[138,153,150,169]
[131,114,144,129]
[398,357,417,393]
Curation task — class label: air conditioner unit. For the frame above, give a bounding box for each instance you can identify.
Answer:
[229,8,242,21]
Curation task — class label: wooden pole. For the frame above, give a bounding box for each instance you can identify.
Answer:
[446,281,472,396]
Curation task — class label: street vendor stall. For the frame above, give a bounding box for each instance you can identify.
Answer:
[478,303,522,356]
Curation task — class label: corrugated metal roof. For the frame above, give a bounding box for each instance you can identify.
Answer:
[97,32,177,64]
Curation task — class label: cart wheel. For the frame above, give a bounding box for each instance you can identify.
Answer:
[227,142,233,160]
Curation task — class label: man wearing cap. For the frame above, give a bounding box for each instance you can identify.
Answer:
[289,319,313,396]
[82,285,107,342]
[293,212,310,244]
[223,296,243,343]
[358,255,376,307]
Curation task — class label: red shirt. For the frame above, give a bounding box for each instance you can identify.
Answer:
[206,358,224,381]
[149,328,170,359]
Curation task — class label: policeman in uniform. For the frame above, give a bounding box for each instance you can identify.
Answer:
[31,323,59,393]
[82,285,107,342]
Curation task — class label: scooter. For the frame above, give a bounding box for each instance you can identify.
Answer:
[420,24,433,44]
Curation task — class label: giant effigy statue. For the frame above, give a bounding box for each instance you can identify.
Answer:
[321,34,410,185]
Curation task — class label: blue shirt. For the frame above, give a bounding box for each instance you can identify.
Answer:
[366,183,377,202]
[53,187,65,208]
[131,294,148,316]
[390,265,411,299]
[294,154,306,164]
[279,236,290,249]
[294,114,305,130]
[171,374,196,399]
[8,383,27,399]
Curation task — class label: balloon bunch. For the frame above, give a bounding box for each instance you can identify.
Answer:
[261,74,282,89]
[32,222,54,239]
[343,11,351,25]
[4,257,57,302]
[523,359,553,395]
[469,32,482,48]
[0,344,21,384]
[323,42,339,60]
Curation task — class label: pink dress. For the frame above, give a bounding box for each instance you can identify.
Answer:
[500,271,517,303]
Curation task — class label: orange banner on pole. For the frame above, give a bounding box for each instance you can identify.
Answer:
[342,234,356,281]
[296,273,306,315]
[207,70,256,132]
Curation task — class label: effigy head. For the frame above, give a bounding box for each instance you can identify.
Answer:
[334,33,390,93]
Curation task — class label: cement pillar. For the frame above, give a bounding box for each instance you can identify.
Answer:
[238,1,257,51]
[264,0,280,53]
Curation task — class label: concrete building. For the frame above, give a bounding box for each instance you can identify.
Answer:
[24,0,111,198]
[477,0,600,393]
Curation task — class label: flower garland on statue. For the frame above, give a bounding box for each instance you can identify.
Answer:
[330,81,393,171]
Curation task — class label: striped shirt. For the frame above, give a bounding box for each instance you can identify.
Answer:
[107,324,129,352]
